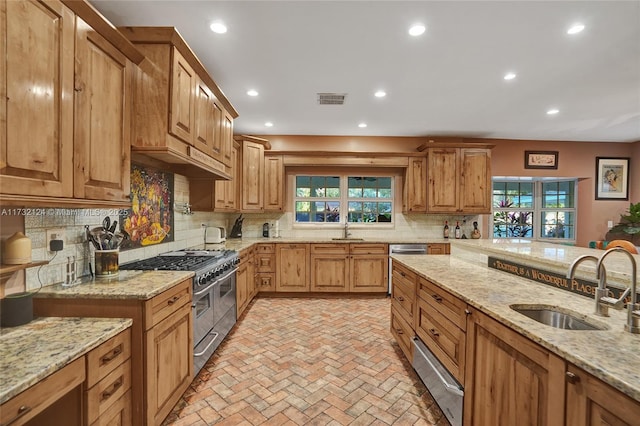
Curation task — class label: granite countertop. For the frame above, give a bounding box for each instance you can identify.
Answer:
[35,270,194,300]
[391,253,640,402]
[218,237,451,252]
[0,317,132,404]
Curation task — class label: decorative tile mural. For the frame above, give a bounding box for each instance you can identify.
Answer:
[120,164,174,250]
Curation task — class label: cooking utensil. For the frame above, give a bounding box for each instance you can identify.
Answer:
[102,216,111,232]
[108,220,117,234]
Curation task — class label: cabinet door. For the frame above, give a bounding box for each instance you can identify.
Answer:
[404,157,427,212]
[236,259,249,316]
[169,48,195,144]
[459,148,491,213]
[264,154,284,212]
[428,148,460,213]
[74,18,131,202]
[276,244,310,292]
[464,307,565,426]
[210,97,224,162]
[240,140,264,212]
[350,255,388,292]
[426,243,450,255]
[193,77,214,156]
[214,143,238,210]
[310,255,349,292]
[1,0,74,197]
[565,363,640,425]
[220,109,234,167]
[145,304,192,426]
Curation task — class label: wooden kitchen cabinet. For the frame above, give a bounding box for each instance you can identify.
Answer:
[427,147,491,214]
[349,244,389,292]
[463,306,565,426]
[190,141,238,212]
[390,260,418,360]
[276,244,310,292]
[34,279,193,426]
[403,156,428,213]
[310,244,350,292]
[119,27,237,179]
[236,246,255,316]
[0,0,141,206]
[426,243,450,254]
[255,244,276,293]
[264,154,285,212]
[239,139,265,212]
[415,277,467,384]
[565,363,640,425]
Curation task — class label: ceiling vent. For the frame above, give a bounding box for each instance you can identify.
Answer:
[317,93,347,105]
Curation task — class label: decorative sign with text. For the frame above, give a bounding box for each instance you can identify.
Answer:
[488,257,637,304]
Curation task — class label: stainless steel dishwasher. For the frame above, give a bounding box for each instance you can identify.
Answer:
[388,243,427,294]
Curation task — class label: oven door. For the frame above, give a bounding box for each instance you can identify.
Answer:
[214,267,237,323]
[192,280,215,346]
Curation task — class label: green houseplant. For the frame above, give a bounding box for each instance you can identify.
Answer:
[606,202,640,245]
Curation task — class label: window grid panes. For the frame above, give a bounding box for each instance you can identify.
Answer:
[492,179,576,242]
[295,175,393,224]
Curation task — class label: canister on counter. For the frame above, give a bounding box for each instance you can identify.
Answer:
[95,249,119,277]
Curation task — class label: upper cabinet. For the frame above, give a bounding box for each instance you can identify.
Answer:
[403,157,428,213]
[239,139,265,212]
[264,154,285,212]
[0,0,141,206]
[427,147,492,214]
[118,27,238,180]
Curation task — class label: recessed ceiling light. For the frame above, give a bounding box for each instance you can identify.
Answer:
[567,24,585,35]
[210,22,227,34]
[374,90,386,98]
[547,108,560,115]
[358,123,367,128]
[264,122,273,127]
[247,89,259,97]
[408,24,426,36]
[504,72,517,80]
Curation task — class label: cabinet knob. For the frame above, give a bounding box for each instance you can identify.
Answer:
[566,371,580,384]
[396,296,404,302]
[395,328,403,335]
[432,294,443,303]
[4,405,32,425]
[429,328,440,337]
[167,296,180,305]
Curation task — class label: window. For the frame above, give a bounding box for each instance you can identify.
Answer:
[492,179,576,241]
[294,175,393,224]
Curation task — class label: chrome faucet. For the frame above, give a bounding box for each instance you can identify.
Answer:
[344,222,351,239]
[567,255,613,316]
[596,247,639,334]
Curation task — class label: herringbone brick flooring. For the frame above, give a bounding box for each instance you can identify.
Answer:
[163,297,448,425]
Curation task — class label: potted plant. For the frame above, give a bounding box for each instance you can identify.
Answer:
[606,202,640,246]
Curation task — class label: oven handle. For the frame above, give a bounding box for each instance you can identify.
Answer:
[193,281,217,297]
[194,332,220,357]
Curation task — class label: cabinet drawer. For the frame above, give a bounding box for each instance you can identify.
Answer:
[257,273,275,292]
[392,262,417,290]
[310,244,349,255]
[0,357,85,426]
[391,306,414,361]
[416,297,466,384]
[256,253,275,272]
[86,329,131,388]
[146,279,191,329]
[90,389,131,426]
[86,359,131,425]
[350,243,388,255]
[417,277,467,331]
[392,279,416,327]
[256,243,275,254]
[239,248,252,264]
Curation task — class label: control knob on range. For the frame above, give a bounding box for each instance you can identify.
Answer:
[198,275,207,286]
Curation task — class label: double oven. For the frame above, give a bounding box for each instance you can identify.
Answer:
[120,249,239,374]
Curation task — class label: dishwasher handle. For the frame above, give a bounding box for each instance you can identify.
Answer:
[391,248,427,254]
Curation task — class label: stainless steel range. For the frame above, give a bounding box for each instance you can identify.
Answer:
[120,249,239,374]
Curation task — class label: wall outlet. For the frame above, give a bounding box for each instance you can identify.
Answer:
[46,228,65,251]
[607,220,614,228]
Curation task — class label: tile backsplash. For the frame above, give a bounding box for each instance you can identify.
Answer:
[5,173,481,292]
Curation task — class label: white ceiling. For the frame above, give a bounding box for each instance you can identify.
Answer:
[91,0,640,143]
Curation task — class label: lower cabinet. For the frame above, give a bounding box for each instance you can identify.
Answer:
[565,363,640,425]
[255,244,276,292]
[310,244,349,292]
[236,246,255,317]
[34,279,193,426]
[464,307,565,426]
[0,329,132,426]
[276,244,310,292]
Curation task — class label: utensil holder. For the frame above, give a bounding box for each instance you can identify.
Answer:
[95,249,119,277]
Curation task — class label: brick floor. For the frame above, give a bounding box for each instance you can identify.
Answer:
[163,297,448,425]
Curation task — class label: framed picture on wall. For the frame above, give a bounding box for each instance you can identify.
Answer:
[524,151,558,169]
[595,157,630,200]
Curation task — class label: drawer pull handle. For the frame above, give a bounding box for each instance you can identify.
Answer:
[396,328,403,335]
[101,378,123,401]
[400,272,406,277]
[100,345,123,364]
[3,405,32,425]
[566,371,581,384]
[429,328,440,337]
[167,296,180,305]
[432,295,443,303]
[396,296,405,302]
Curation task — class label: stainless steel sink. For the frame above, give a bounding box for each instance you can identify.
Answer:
[331,237,364,241]
[510,304,608,331]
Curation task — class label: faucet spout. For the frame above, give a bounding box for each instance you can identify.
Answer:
[344,222,351,239]
[596,247,639,333]
[567,255,609,316]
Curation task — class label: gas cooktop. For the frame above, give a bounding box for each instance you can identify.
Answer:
[120,249,237,272]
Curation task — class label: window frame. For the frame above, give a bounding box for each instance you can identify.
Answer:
[293,173,395,228]
[491,178,577,243]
